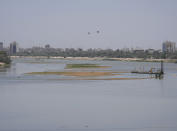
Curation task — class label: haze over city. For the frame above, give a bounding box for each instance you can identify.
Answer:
[2,1,177,131]
[0,0,177,49]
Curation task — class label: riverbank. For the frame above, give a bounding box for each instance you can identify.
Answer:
[0,62,10,68]
[10,56,177,63]
[0,62,5,67]
[0,51,11,66]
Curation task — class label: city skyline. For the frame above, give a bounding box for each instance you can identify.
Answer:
[0,40,175,52]
[1,40,176,51]
[0,0,177,49]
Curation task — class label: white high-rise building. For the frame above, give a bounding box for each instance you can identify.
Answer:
[162,41,176,53]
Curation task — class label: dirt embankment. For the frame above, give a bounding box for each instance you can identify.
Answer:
[11,56,177,63]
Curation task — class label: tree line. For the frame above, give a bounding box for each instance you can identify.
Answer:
[16,48,177,59]
[0,51,11,64]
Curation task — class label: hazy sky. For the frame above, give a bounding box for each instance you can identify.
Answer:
[0,0,177,49]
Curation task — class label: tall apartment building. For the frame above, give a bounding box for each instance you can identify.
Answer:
[162,41,176,53]
[0,42,3,51]
[10,41,18,55]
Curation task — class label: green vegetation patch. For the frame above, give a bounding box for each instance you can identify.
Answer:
[27,72,65,75]
[0,51,11,65]
[65,64,110,69]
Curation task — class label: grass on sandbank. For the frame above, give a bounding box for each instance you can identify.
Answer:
[65,64,110,69]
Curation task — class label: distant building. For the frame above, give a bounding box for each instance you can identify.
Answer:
[162,41,176,53]
[10,41,18,55]
[133,48,144,53]
[45,44,50,49]
[146,49,155,54]
[0,42,3,51]
[122,48,130,52]
[157,49,162,53]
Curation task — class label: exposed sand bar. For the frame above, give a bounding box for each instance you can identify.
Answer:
[26,71,121,77]
[52,77,152,81]
[26,71,152,80]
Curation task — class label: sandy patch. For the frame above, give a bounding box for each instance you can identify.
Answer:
[26,71,120,77]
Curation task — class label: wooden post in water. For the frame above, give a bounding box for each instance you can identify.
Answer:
[161,60,164,74]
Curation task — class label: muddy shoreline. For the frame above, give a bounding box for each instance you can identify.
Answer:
[11,56,177,63]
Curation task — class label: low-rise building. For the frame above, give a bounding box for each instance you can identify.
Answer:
[133,49,144,54]
[146,49,155,54]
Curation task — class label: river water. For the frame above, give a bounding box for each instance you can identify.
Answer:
[0,58,177,131]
